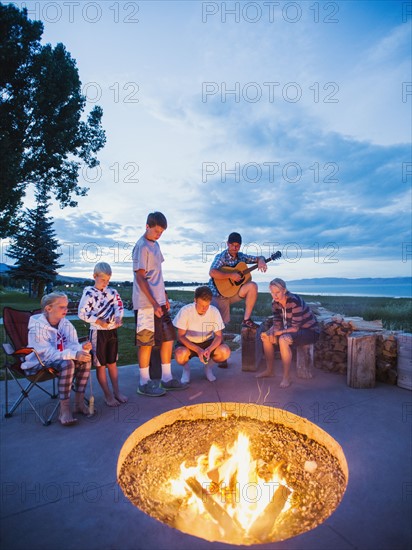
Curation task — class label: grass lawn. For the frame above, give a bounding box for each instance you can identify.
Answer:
[1,288,411,369]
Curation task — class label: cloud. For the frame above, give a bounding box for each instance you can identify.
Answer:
[19,0,410,282]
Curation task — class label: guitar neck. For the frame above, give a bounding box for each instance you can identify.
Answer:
[241,256,273,276]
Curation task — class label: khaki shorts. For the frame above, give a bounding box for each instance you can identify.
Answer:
[135,306,176,347]
[211,294,242,324]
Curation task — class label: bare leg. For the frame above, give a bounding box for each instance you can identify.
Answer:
[239,281,258,320]
[74,391,91,415]
[256,338,276,378]
[160,340,173,364]
[138,345,152,369]
[279,335,293,388]
[96,365,119,406]
[59,398,77,426]
[211,344,231,363]
[107,363,128,403]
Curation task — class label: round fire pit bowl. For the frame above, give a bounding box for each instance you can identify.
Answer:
[117,402,348,546]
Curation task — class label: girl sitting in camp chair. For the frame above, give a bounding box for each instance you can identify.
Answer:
[22,292,92,426]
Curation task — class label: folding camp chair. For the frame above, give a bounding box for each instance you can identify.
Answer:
[2,307,60,426]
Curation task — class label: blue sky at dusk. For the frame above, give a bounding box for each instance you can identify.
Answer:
[2,0,411,283]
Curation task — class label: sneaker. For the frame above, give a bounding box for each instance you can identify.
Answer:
[160,378,188,391]
[137,380,166,397]
[217,361,228,369]
[242,318,259,329]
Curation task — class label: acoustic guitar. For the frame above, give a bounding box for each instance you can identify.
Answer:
[213,251,282,298]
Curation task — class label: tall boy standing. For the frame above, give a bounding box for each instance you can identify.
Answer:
[132,211,185,396]
[78,262,127,406]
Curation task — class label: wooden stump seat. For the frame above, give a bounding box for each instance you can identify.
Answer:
[241,323,314,376]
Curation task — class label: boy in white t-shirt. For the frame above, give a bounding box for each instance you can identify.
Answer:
[173,286,231,383]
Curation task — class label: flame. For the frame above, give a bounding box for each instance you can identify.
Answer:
[169,432,292,542]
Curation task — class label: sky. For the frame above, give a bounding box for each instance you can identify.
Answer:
[2,0,412,284]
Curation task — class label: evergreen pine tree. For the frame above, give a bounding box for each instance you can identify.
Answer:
[8,197,63,297]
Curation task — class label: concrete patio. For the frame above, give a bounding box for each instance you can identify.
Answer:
[1,349,411,550]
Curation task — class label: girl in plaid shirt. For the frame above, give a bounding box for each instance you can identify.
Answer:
[257,278,319,387]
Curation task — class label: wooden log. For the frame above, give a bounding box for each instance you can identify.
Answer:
[296,344,314,379]
[185,477,244,543]
[397,333,412,390]
[347,332,376,388]
[241,325,262,372]
[248,485,291,542]
[347,317,383,332]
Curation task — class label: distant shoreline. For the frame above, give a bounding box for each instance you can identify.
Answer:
[166,288,411,299]
[166,280,412,299]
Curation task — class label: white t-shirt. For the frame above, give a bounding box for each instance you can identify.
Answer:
[132,235,166,309]
[173,303,225,343]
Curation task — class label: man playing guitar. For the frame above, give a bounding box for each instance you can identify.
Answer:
[208,232,268,337]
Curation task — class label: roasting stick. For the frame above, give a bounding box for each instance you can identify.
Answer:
[88,368,95,415]
[85,333,95,416]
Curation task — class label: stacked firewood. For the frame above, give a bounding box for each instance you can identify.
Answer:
[312,311,355,374]
[376,333,398,385]
[310,305,396,379]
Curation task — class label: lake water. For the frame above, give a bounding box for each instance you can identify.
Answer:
[167,280,412,298]
[270,281,411,298]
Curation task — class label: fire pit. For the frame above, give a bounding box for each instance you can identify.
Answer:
[117,403,348,545]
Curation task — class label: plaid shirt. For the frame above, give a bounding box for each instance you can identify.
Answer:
[208,250,260,297]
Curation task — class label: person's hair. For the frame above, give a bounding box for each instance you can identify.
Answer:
[269,278,287,290]
[41,291,68,312]
[146,211,167,229]
[94,262,112,276]
[195,285,213,302]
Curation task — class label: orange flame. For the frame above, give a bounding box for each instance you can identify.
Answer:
[169,432,292,542]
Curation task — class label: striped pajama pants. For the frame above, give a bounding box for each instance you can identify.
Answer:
[56,359,91,400]
[25,359,91,400]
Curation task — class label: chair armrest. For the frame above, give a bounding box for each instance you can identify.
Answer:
[2,342,15,356]
[2,344,36,358]
[14,347,36,356]
[14,347,45,367]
